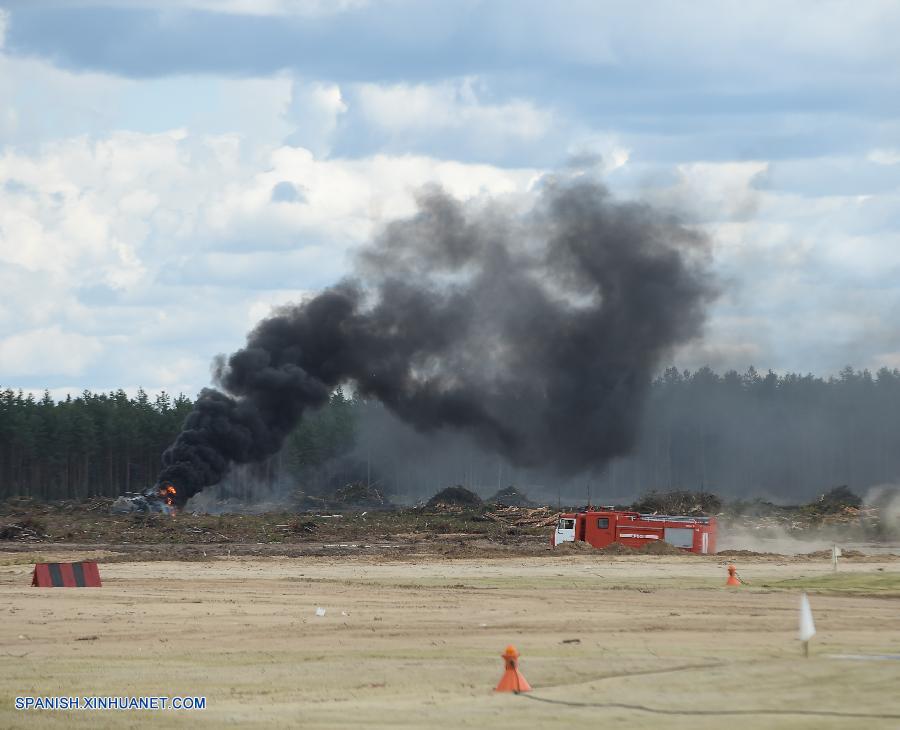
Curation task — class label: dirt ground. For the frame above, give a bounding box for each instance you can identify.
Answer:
[2,549,899,729]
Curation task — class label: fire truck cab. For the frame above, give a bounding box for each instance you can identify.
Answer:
[552,509,716,554]
[554,517,577,545]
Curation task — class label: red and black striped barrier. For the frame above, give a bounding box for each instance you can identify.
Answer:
[31,561,102,587]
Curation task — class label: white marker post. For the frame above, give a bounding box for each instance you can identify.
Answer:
[799,593,816,658]
[832,545,841,572]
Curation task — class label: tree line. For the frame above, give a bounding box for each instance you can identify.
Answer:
[3,366,900,503]
[358,365,900,503]
[614,365,900,501]
[0,389,193,500]
[0,386,360,501]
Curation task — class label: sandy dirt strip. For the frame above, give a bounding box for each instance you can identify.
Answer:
[2,550,899,729]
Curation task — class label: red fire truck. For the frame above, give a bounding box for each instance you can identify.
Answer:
[552,509,716,554]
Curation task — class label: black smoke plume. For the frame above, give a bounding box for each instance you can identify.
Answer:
[157,180,714,504]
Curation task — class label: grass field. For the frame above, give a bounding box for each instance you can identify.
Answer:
[2,550,900,729]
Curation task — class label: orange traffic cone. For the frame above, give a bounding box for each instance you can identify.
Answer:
[726,564,742,587]
[495,645,532,693]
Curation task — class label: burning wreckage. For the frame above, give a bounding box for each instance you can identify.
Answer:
[112,483,179,516]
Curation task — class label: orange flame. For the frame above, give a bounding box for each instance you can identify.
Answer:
[160,484,177,516]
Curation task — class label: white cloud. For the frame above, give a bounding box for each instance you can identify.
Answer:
[0,326,103,377]
[284,79,347,157]
[353,78,554,147]
[3,128,898,388]
[48,0,368,17]
[648,161,769,224]
[868,148,900,166]
[0,40,295,149]
[194,0,369,16]
[0,53,129,147]
[0,128,539,393]
[2,129,899,389]
[614,154,900,375]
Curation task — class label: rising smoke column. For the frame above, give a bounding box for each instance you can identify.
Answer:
[158,180,715,504]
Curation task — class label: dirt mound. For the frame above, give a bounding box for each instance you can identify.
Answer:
[716,548,779,558]
[640,540,689,555]
[487,486,533,507]
[557,540,688,556]
[594,542,639,555]
[427,486,483,510]
[556,540,695,556]
[555,539,597,552]
[841,549,868,559]
[804,548,867,560]
[804,549,833,559]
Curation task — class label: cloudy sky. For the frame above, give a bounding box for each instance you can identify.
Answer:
[0,0,899,399]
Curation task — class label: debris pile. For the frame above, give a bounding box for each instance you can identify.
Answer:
[813,485,862,512]
[283,519,318,535]
[287,482,393,512]
[736,514,810,532]
[631,490,721,515]
[727,487,874,532]
[111,494,166,515]
[0,516,47,541]
[487,486,533,507]
[332,482,390,508]
[426,486,483,511]
[483,505,559,528]
[819,505,876,526]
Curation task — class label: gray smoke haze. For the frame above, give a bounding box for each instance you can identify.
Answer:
[158,179,715,504]
[351,403,625,505]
